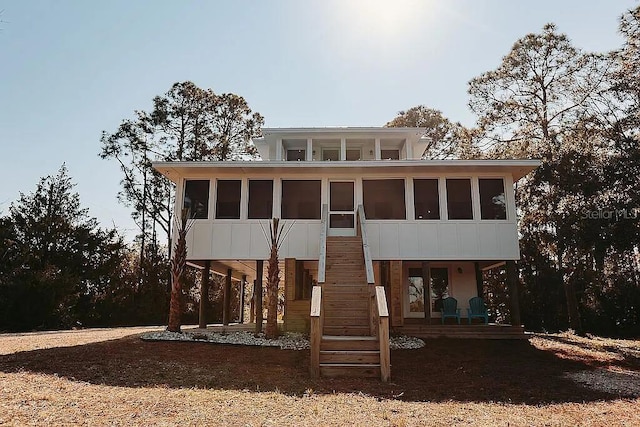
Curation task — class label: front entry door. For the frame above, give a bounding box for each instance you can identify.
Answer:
[328,181,355,236]
[405,267,450,318]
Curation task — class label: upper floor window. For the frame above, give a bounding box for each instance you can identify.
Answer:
[281,180,321,219]
[322,149,340,161]
[479,178,507,220]
[216,180,241,219]
[363,179,406,219]
[346,149,361,161]
[183,180,210,219]
[414,179,440,220]
[381,149,400,160]
[446,179,473,220]
[248,180,273,219]
[287,149,305,161]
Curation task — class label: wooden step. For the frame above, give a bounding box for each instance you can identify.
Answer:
[321,335,379,351]
[320,350,380,364]
[323,293,369,301]
[323,316,369,327]
[319,364,380,378]
[324,325,371,335]
[323,308,368,318]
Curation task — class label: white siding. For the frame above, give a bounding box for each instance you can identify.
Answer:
[181,170,522,261]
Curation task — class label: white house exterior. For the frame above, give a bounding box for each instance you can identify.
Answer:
[153,127,539,334]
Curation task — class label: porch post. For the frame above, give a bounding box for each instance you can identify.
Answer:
[506,260,521,326]
[474,262,484,298]
[223,268,232,325]
[198,260,211,329]
[249,280,256,323]
[255,260,264,334]
[239,274,247,324]
[421,261,431,324]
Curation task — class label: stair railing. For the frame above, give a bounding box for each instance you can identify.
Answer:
[310,285,323,378]
[317,204,329,284]
[373,286,391,382]
[357,205,390,381]
[356,205,375,285]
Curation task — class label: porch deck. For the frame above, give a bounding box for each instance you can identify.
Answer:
[394,321,527,339]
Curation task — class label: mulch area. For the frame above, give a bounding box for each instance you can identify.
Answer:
[0,328,639,425]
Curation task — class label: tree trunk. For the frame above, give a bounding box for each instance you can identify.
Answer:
[558,246,583,334]
[167,210,189,333]
[199,260,211,329]
[266,244,279,339]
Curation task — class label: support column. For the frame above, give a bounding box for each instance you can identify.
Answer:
[223,268,232,325]
[474,262,484,298]
[249,280,256,324]
[421,261,431,324]
[340,138,346,161]
[198,260,211,329]
[255,260,264,334]
[306,138,313,161]
[239,274,247,324]
[506,260,521,326]
[374,138,381,160]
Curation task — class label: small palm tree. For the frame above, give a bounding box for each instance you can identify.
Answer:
[262,218,293,339]
[167,209,193,333]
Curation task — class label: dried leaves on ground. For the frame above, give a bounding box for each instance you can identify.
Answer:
[0,327,639,426]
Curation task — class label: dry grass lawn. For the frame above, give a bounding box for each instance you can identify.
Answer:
[1,327,639,426]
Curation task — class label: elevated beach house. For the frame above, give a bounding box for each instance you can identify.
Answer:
[153,127,540,380]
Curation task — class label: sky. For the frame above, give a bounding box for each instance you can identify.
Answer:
[0,0,636,241]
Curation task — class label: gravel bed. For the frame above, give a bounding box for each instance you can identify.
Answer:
[565,368,640,397]
[141,330,425,350]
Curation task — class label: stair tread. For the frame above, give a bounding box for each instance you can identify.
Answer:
[319,363,381,367]
[322,335,376,340]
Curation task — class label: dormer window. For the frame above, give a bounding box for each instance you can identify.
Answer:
[322,149,340,161]
[287,149,306,161]
[346,149,361,161]
[381,149,400,160]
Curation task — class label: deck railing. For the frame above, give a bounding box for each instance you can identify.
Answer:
[309,285,323,378]
[317,204,329,284]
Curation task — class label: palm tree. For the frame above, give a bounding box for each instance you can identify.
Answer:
[167,209,192,333]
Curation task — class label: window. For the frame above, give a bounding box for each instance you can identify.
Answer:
[430,268,449,313]
[414,179,440,220]
[479,178,507,220]
[408,268,425,314]
[322,149,340,161]
[248,180,273,219]
[183,180,210,219]
[287,149,305,161]
[281,180,321,219]
[446,179,473,220]
[381,149,400,160]
[346,149,361,161]
[216,180,241,219]
[363,179,406,219]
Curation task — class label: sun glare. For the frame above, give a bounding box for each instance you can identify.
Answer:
[341,0,436,40]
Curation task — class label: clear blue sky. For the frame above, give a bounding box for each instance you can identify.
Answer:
[0,0,635,240]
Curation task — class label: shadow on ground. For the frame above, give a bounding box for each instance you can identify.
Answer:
[0,334,631,404]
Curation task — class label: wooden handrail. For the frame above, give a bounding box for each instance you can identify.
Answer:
[372,285,390,382]
[310,286,323,378]
[317,204,328,284]
[356,205,375,285]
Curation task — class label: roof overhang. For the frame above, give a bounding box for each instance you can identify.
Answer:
[153,159,541,183]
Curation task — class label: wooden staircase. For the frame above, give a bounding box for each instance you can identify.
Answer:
[319,236,380,378]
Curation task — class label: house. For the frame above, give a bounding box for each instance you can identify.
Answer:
[153,127,540,380]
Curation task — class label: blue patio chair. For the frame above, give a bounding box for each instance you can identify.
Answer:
[441,297,461,324]
[467,297,489,324]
